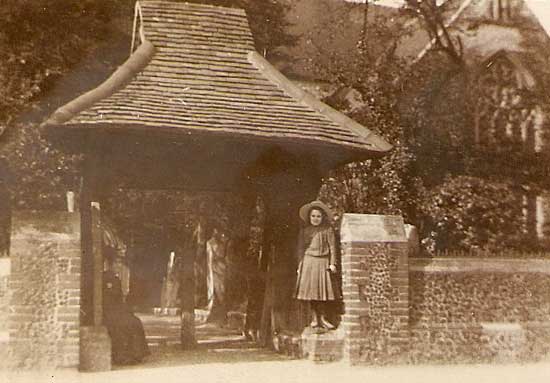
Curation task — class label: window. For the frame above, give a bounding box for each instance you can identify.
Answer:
[475,53,544,152]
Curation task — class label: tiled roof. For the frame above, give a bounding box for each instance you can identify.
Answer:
[45,0,391,157]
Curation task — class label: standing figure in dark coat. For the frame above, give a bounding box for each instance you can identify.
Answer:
[295,201,341,330]
[103,252,150,365]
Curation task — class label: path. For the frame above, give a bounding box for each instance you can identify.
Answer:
[2,313,549,382]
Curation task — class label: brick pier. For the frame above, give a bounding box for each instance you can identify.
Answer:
[8,211,81,369]
[339,214,409,364]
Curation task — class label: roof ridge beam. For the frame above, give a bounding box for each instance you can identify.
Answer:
[44,40,156,126]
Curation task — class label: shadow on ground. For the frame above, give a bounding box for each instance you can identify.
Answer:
[113,314,291,370]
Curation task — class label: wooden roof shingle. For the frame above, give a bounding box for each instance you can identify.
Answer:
[44,0,391,157]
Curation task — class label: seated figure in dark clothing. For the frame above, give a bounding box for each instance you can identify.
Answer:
[103,251,150,365]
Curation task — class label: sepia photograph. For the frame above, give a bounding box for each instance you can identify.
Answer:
[1,0,550,382]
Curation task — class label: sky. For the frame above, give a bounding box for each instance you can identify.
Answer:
[525,0,550,37]
[345,0,550,37]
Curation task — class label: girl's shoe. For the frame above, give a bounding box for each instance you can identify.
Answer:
[320,316,335,330]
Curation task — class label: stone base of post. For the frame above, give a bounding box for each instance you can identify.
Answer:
[300,326,345,362]
[180,311,197,349]
[79,326,111,372]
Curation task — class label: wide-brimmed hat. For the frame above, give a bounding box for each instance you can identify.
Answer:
[299,200,334,223]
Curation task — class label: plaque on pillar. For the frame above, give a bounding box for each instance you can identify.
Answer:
[340,214,406,243]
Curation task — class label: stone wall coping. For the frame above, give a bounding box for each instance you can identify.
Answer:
[411,321,550,330]
[0,258,9,276]
[11,210,80,238]
[480,322,522,331]
[340,213,407,243]
[410,257,550,274]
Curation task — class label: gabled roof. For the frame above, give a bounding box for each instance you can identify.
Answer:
[479,49,549,99]
[44,0,391,157]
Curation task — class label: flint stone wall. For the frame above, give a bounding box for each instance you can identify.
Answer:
[7,211,81,369]
[409,257,550,363]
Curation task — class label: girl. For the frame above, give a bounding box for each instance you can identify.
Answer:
[295,200,340,330]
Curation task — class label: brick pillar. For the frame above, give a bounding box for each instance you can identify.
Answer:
[340,214,409,364]
[8,211,81,369]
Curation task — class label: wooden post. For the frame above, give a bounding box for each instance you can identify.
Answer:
[259,192,312,345]
[253,150,322,347]
[91,203,103,326]
[180,222,199,349]
[80,152,106,327]
[80,168,94,326]
[79,151,111,371]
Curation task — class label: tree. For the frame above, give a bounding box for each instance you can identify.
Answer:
[0,0,134,209]
[0,0,128,125]
[315,1,424,223]
[403,0,464,66]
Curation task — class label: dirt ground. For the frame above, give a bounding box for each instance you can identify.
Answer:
[2,359,550,383]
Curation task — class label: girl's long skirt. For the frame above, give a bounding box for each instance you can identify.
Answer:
[295,255,340,301]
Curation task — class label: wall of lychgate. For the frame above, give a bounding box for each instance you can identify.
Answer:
[7,211,81,369]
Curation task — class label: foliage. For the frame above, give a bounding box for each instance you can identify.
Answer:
[317,4,424,223]
[319,111,423,223]
[0,122,81,211]
[0,0,132,210]
[0,0,127,124]
[399,51,472,187]
[420,176,531,253]
[104,190,253,244]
